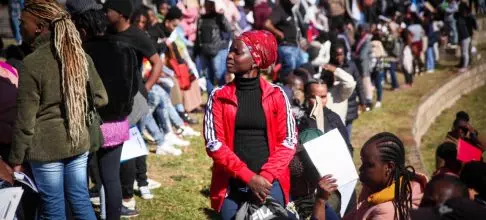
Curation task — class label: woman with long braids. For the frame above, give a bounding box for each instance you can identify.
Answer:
[8,0,107,219]
[313,132,427,220]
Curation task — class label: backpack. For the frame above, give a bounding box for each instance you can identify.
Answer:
[197,15,227,57]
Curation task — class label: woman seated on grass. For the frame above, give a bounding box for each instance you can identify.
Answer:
[313,132,427,220]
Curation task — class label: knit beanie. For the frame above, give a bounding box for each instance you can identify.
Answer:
[104,0,134,18]
[65,0,103,15]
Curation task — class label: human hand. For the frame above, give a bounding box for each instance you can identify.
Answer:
[323,64,337,73]
[276,32,285,41]
[316,175,338,200]
[12,164,22,173]
[248,175,272,203]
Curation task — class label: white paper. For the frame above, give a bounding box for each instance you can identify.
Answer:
[13,172,38,193]
[0,187,24,220]
[303,129,359,216]
[338,180,357,217]
[121,127,149,163]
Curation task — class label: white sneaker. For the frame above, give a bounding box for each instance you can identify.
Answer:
[142,129,155,143]
[139,186,154,200]
[122,198,136,210]
[90,196,100,206]
[147,179,161,190]
[156,142,182,156]
[181,126,201,137]
[165,132,190,147]
[133,179,161,191]
[374,102,382,109]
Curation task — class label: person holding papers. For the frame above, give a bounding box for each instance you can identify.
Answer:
[8,1,107,219]
[312,132,427,220]
[203,30,297,219]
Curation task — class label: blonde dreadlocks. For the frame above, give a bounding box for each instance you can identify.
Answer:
[24,0,89,149]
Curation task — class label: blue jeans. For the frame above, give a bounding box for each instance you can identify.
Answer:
[148,84,185,131]
[139,114,166,146]
[447,18,458,45]
[374,71,385,102]
[386,62,399,89]
[426,47,435,71]
[199,49,228,94]
[30,152,96,220]
[8,0,23,44]
[220,182,284,220]
[278,46,309,78]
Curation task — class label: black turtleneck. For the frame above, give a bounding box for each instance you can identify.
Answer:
[233,76,269,180]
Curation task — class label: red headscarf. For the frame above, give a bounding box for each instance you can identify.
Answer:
[237,30,278,69]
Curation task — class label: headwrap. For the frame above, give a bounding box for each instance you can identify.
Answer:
[237,30,278,69]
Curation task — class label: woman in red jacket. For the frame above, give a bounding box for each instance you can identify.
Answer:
[203,30,297,219]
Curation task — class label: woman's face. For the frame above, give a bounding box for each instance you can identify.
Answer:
[227,39,254,74]
[134,15,147,31]
[20,11,40,44]
[158,3,169,16]
[359,143,393,193]
[147,9,157,25]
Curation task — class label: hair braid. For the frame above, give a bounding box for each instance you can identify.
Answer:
[364,132,416,220]
[24,0,89,149]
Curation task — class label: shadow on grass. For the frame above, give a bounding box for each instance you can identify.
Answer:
[201,208,219,219]
[200,187,210,198]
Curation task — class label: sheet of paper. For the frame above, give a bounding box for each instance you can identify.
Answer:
[303,129,359,215]
[338,180,357,217]
[121,127,149,163]
[0,187,24,220]
[13,172,38,193]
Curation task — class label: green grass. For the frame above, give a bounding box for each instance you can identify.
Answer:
[420,85,486,174]
[132,59,467,219]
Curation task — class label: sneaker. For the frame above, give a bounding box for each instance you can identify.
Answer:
[166,132,190,147]
[459,68,468,73]
[181,126,201,137]
[139,186,154,200]
[121,205,139,218]
[135,179,162,191]
[426,69,435,74]
[374,102,382,109]
[90,196,100,206]
[156,142,182,156]
[147,179,161,190]
[142,129,156,143]
[179,112,198,125]
[122,198,136,210]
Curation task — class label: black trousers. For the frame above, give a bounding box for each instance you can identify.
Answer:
[120,155,148,199]
[97,145,123,220]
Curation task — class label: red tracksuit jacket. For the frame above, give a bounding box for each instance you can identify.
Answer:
[203,77,297,211]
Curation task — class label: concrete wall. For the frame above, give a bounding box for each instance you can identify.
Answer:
[411,63,486,174]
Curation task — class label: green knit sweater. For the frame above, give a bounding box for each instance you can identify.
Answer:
[9,33,108,164]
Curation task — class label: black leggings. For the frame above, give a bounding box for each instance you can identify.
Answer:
[98,145,123,220]
[120,156,148,199]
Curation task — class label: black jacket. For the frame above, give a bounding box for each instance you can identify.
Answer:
[83,37,139,121]
[343,60,366,123]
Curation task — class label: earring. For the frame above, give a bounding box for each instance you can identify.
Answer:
[35,29,41,34]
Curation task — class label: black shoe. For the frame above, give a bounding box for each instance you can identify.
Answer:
[179,112,198,125]
[121,206,139,218]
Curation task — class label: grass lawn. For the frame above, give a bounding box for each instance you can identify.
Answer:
[420,84,486,174]
[133,66,461,219]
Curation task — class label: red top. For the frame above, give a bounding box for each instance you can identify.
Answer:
[203,77,297,211]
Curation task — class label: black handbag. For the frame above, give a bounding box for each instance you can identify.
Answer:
[86,80,104,152]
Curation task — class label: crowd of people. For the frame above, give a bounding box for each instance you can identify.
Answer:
[0,0,486,219]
